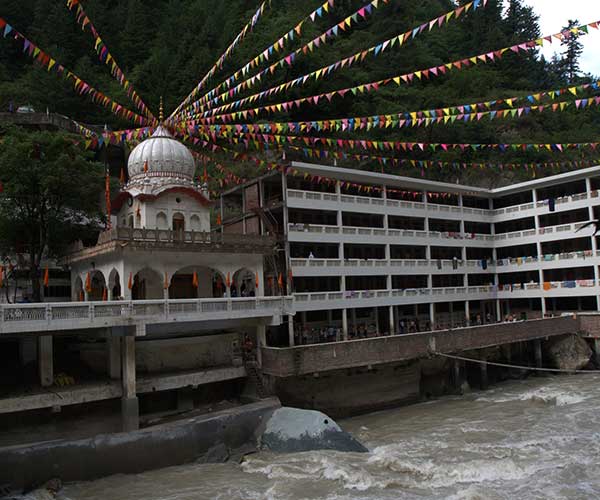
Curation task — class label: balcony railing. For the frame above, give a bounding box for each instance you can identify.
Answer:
[0,296,293,335]
[288,188,600,221]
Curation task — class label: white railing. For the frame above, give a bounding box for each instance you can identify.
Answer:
[0,297,293,335]
[288,188,600,222]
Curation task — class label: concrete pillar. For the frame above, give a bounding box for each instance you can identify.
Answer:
[288,315,295,347]
[176,388,195,412]
[496,299,502,322]
[121,335,139,432]
[256,324,267,368]
[374,307,380,335]
[593,338,600,366]
[465,301,471,326]
[341,309,349,340]
[38,336,53,388]
[388,305,395,335]
[533,339,543,370]
[107,335,121,380]
[429,303,435,330]
[480,360,489,390]
[351,308,357,334]
[20,337,37,366]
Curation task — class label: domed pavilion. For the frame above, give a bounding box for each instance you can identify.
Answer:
[64,118,274,303]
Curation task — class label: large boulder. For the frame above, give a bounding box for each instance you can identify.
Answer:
[545,335,592,371]
[259,407,368,453]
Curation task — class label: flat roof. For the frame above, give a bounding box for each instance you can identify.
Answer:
[290,161,600,198]
[219,161,600,199]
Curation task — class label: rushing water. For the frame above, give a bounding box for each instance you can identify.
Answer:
[60,375,600,500]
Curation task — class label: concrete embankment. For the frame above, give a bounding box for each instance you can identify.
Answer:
[2,398,281,493]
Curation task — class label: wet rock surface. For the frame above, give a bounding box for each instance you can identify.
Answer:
[545,335,592,371]
[260,407,368,453]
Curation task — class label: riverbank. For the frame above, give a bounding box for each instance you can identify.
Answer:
[59,374,600,500]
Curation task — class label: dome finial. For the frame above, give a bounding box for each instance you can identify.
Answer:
[159,96,164,123]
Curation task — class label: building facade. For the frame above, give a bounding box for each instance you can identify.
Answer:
[221,161,600,346]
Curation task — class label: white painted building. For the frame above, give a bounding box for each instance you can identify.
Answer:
[220,161,600,345]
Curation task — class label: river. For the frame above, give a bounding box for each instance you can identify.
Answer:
[59,375,600,500]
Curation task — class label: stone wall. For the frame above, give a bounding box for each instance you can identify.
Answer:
[262,316,579,377]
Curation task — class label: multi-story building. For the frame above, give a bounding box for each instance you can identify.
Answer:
[220,161,600,346]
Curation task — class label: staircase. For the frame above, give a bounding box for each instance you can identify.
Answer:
[244,359,270,399]
[251,207,279,234]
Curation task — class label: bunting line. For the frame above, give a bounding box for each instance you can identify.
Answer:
[180,19,600,124]
[66,0,156,122]
[180,0,394,116]
[170,0,273,118]
[0,18,149,126]
[170,0,337,121]
[183,0,484,116]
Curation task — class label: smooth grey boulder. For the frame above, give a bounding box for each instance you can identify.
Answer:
[259,407,368,453]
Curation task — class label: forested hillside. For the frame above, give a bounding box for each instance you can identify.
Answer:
[0,0,598,187]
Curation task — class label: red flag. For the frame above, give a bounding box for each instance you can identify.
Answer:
[192,271,199,288]
[216,213,222,226]
[119,166,126,184]
[127,272,133,290]
[143,160,149,173]
[0,266,4,288]
[164,272,169,290]
[43,266,49,287]
[85,272,92,293]
[102,287,107,301]
[277,273,283,290]
[255,271,260,289]
[226,272,231,288]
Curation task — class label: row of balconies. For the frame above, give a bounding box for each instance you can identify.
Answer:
[290,250,599,277]
[293,281,600,311]
[288,221,592,248]
[287,189,599,224]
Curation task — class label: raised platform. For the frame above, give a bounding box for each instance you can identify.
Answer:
[261,315,583,377]
[0,296,292,335]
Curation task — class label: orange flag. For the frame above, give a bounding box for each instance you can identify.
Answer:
[216,213,222,225]
[79,291,84,302]
[192,271,199,288]
[85,272,92,293]
[255,271,260,289]
[102,287,108,301]
[164,272,169,290]
[127,272,133,290]
[43,266,49,287]
[143,160,149,173]
[277,273,283,289]
[119,166,126,184]
[226,272,231,288]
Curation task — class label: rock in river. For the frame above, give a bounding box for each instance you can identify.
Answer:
[259,407,368,453]
[545,334,592,371]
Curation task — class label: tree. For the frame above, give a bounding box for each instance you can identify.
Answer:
[0,128,105,302]
[561,19,584,83]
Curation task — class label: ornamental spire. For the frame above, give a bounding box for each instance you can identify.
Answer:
[159,96,164,123]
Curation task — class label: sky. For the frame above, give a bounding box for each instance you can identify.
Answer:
[518,0,600,76]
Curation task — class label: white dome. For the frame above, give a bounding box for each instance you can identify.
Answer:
[127,125,195,182]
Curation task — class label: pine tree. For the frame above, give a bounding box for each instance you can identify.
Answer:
[560,19,584,83]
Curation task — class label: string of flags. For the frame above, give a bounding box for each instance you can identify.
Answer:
[183,0,485,116]
[170,0,273,118]
[171,0,335,120]
[182,19,600,123]
[0,17,149,126]
[179,0,396,116]
[66,0,156,122]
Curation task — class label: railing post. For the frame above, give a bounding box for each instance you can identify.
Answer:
[45,304,52,326]
[90,303,95,322]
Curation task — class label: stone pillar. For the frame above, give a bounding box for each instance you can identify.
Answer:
[176,388,195,413]
[533,339,543,370]
[288,315,295,347]
[107,335,121,380]
[465,301,471,327]
[480,360,489,390]
[429,303,435,330]
[256,324,267,368]
[38,336,53,388]
[342,309,349,340]
[388,305,395,335]
[593,338,600,366]
[121,335,139,432]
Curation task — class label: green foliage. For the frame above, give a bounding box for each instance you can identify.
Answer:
[0,0,597,190]
[0,127,105,301]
